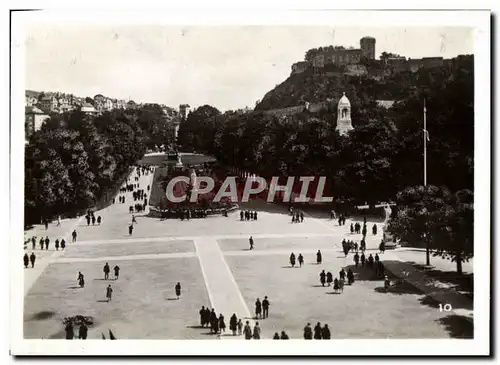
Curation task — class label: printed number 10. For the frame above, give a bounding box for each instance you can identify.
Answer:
[439,303,453,312]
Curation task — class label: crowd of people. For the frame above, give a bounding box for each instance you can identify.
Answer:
[289,207,305,223]
[240,210,258,221]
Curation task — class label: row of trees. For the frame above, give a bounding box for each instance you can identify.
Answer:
[25,104,174,225]
[177,56,474,273]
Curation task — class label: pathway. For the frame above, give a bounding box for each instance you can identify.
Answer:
[194,238,257,340]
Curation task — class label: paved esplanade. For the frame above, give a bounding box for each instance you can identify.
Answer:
[24,165,471,339]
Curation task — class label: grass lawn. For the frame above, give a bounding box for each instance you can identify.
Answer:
[225,254,455,339]
[24,257,212,339]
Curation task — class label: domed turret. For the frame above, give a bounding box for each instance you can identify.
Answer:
[336,92,354,136]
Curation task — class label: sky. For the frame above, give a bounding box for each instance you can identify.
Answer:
[25,26,474,111]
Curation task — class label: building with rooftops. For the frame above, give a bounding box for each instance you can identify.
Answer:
[25,106,50,139]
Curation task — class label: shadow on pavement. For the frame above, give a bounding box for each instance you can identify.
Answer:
[436,315,474,339]
[30,311,56,321]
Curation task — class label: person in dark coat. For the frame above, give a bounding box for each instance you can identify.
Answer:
[29,252,36,268]
[23,253,29,268]
[333,278,340,293]
[303,323,313,339]
[209,309,217,333]
[229,313,238,335]
[106,285,113,301]
[373,224,377,235]
[103,263,110,280]
[339,268,346,282]
[114,265,120,280]
[199,306,206,327]
[379,240,385,253]
[61,239,66,250]
[249,236,254,250]
[72,230,77,243]
[320,270,326,287]
[316,250,322,264]
[97,216,102,225]
[280,331,289,339]
[244,321,252,339]
[354,252,360,267]
[361,253,366,267]
[204,307,211,328]
[55,239,60,251]
[313,322,322,340]
[255,298,262,319]
[78,323,88,339]
[31,237,36,250]
[175,282,181,299]
[78,272,85,288]
[128,224,134,235]
[86,215,90,226]
[65,321,74,340]
[218,314,226,333]
[322,324,331,339]
[273,332,280,340]
[262,296,270,319]
[326,271,333,286]
[347,268,355,285]
[298,253,304,267]
[91,215,96,225]
[45,236,50,250]
[240,211,244,221]
[289,253,296,267]
[350,223,354,233]
[39,238,44,250]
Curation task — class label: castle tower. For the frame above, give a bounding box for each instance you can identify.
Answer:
[336,92,354,136]
[179,104,191,120]
[360,36,376,60]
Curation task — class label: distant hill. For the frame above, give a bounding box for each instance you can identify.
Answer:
[254,55,473,112]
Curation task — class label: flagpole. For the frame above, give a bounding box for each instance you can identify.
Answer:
[423,99,427,187]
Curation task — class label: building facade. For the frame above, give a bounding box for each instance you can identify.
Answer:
[360,37,376,60]
[25,106,50,138]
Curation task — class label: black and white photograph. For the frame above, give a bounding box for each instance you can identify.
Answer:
[9,7,490,356]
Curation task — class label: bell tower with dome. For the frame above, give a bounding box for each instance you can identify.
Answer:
[336,92,354,136]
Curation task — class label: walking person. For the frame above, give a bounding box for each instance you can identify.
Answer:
[289,252,296,268]
[322,324,331,339]
[244,321,252,340]
[23,253,29,268]
[333,278,340,293]
[31,237,36,250]
[218,314,226,333]
[61,239,66,250]
[303,323,313,340]
[316,250,322,264]
[354,252,360,267]
[55,239,59,251]
[45,236,50,250]
[78,271,85,288]
[262,296,270,319]
[72,230,77,243]
[252,322,261,340]
[298,253,304,267]
[320,270,326,287]
[103,262,110,280]
[175,282,181,299]
[106,285,113,302]
[39,238,44,250]
[78,323,88,340]
[361,253,366,267]
[65,321,74,340]
[128,224,134,235]
[29,252,36,268]
[114,265,120,280]
[326,271,333,286]
[255,298,262,319]
[249,236,254,250]
[230,314,238,336]
[237,319,243,336]
[314,322,322,340]
[373,224,377,235]
[379,239,385,254]
[97,216,102,225]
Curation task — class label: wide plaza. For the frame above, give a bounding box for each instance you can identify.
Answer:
[23,160,473,340]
